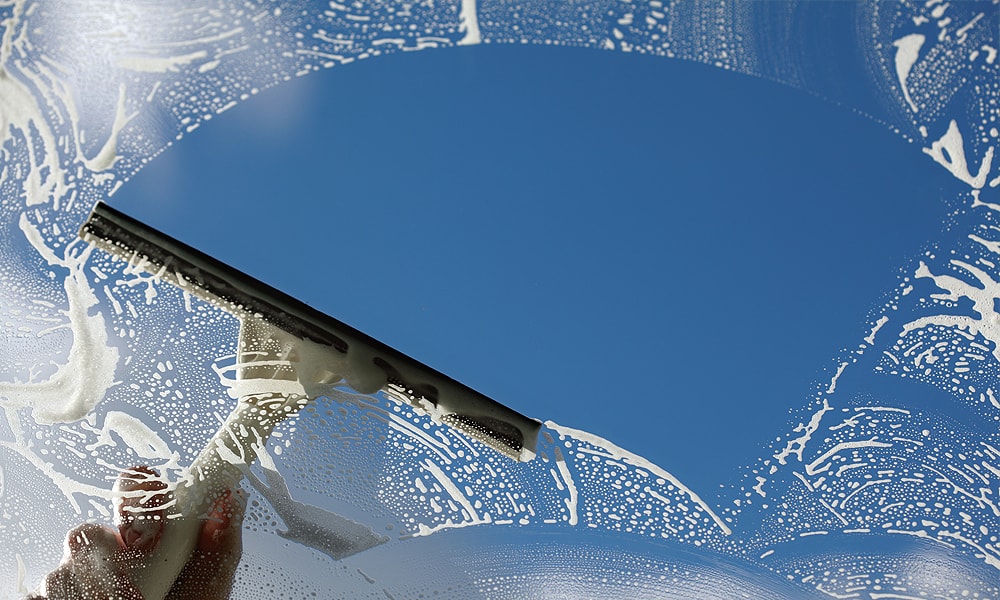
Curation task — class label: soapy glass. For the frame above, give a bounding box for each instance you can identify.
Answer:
[1,1,999,598]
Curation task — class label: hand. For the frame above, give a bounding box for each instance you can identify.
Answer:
[29,466,244,600]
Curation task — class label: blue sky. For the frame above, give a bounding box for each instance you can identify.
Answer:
[115,43,960,493]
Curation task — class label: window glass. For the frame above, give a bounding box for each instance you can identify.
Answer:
[0,2,997,598]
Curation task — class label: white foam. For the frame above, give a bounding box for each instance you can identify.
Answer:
[0,51,71,208]
[86,411,181,466]
[552,446,578,526]
[14,554,27,595]
[546,421,731,536]
[892,34,925,113]
[922,120,995,189]
[0,217,119,425]
[414,459,485,532]
[117,50,209,73]
[864,316,890,345]
[825,361,849,394]
[81,84,136,173]
[901,260,1000,362]
[773,399,831,466]
[457,0,481,46]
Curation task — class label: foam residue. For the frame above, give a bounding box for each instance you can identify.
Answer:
[377,408,731,543]
[923,120,995,189]
[546,421,732,536]
[0,215,119,425]
[892,33,925,113]
[457,0,481,46]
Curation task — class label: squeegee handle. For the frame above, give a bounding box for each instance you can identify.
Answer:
[130,400,272,600]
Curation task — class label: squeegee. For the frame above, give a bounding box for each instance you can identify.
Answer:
[73,202,541,599]
[79,201,540,461]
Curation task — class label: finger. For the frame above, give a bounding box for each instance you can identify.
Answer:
[65,523,123,558]
[164,489,245,600]
[198,488,245,552]
[114,465,169,553]
[43,524,130,600]
[42,564,83,600]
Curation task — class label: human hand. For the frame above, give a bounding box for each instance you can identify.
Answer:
[28,466,244,600]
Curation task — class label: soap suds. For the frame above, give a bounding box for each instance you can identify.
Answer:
[893,34,925,112]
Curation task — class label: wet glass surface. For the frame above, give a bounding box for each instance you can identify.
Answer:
[1,1,998,598]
